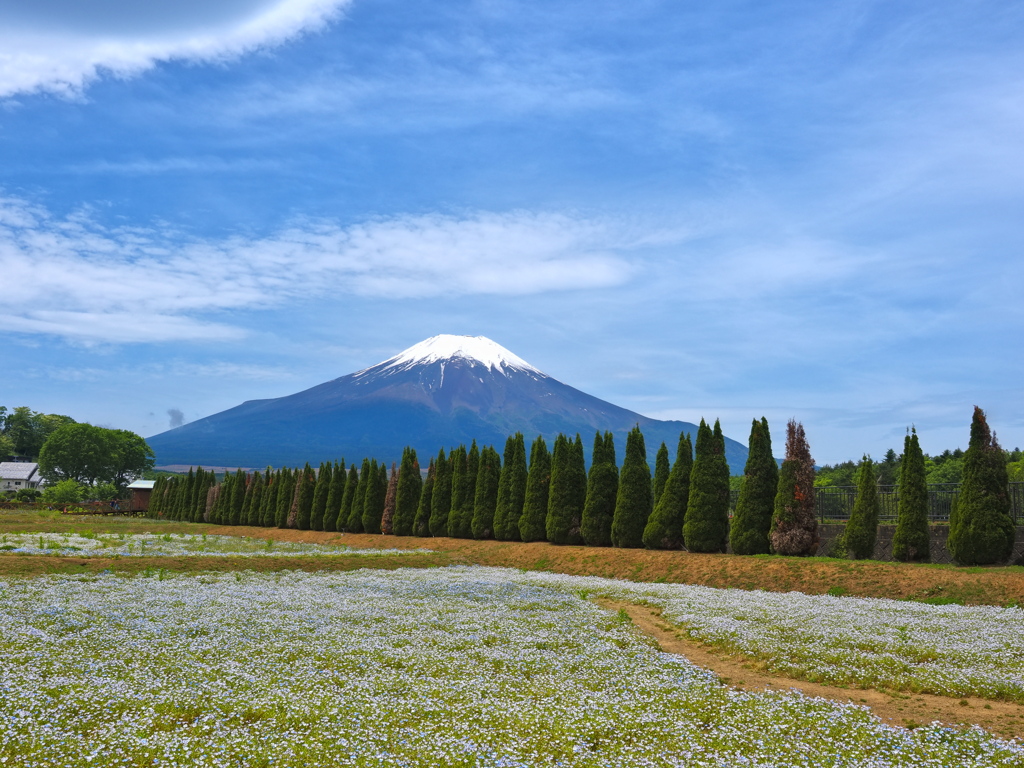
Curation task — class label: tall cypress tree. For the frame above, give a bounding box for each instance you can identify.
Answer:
[471,446,501,539]
[239,469,256,526]
[347,460,370,533]
[843,455,879,560]
[148,475,165,518]
[547,434,586,545]
[429,449,452,537]
[652,443,670,508]
[361,459,386,534]
[295,464,315,530]
[519,436,551,542]
[310,462,332,531]
[729,418,778,555]
[611,426,653,548]
[324,461,345,533]
[643,432,692,550]
[200,470,217,523]
[893,429,930,562]
[175,468,195,521]
[582,431,618,546]
[258,470,276,527]
[947,407,1014,565]
[770,420,819,556]
[189,468,207,522]
[229,469,247,526]
[394,447,422,536]
[494,433,527,542]
[275,468,294,528]
[683,420,730,553]
[447,446,469,537]
[452,441,480,539]
[245,471,263,526]
[414,458,435,537]
[339,465,359,532]
[381,463,399,535]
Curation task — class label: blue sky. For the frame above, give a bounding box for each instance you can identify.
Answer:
[2,0,1022,464]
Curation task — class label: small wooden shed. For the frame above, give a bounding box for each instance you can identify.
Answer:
[126,480,156,514]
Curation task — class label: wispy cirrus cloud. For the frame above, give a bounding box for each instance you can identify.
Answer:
[0,196,634,343]
[0,0,349,99]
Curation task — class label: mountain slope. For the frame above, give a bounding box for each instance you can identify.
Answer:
[147,335,749,472]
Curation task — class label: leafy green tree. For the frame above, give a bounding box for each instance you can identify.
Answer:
[729,418,778,555]
[547,434,586,545]
[643,432,692,550]
[611,426,653,548]
[37,423,154,493]
[394,448,422,536]
[652,442,670,507]
[108,430,156,493]
[947,407,1014,565]
[893,429,930,562]
[38,423,112,487]
[519,436,551,542]
[770,420,819,556]
[493,433,527,541]
[843,456,879,560]
[877,448,901,486]
[429,449,452,537]
[582,431,618,547]
[324,461,345,532]
[1,406,76,458]
[683,420,730,553]
[471,446,501,539]
[310,462,332,531]
[41,478,84,505]
[813,461,858,488]
[414,458,435,537]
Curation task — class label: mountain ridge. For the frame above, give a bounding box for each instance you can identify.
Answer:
[147,335,750,472]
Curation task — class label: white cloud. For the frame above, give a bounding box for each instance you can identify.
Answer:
[0,0,349,99]
[0,196,634,343]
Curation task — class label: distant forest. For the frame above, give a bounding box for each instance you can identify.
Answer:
[815,446,1024,487]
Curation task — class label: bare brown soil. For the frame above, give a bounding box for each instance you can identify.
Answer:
[597,598,1024,740]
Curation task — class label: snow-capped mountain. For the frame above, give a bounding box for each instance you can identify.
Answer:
[147,335,749,471]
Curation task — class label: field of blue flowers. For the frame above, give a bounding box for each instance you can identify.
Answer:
[2,564,1022,767]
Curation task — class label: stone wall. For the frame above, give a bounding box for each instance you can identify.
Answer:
[816,524,1024,565]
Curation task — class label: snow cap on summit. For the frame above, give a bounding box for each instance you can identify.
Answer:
[380,335,543,375]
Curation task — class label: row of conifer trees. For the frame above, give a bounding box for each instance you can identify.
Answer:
[146,418,812,557]
[146,407,1016,564]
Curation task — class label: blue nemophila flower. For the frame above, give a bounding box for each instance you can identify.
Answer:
[0,567,1021,767]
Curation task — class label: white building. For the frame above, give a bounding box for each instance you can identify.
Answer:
[0,462,43,493]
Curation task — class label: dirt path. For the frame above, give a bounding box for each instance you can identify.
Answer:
[596,598,1024,740]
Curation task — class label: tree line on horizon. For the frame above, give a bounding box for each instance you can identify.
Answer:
[145,407,1019,566]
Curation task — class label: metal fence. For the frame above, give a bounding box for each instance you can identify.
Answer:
[812,482,1024,524]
